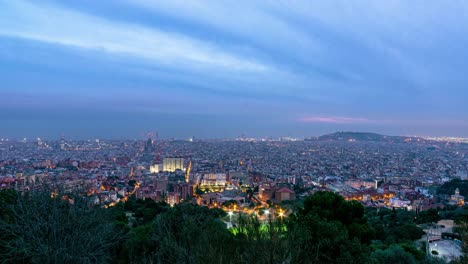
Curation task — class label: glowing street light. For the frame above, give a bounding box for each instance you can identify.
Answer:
[264,209,270,216]
[279,210,285,220]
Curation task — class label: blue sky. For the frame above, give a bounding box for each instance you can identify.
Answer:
[1,0,468,139]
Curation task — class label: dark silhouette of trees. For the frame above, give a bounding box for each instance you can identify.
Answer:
[0,190,451,263]
[0,189,123,263]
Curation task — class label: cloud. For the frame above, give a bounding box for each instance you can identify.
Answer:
[0,0,267,72]
[127,0,322,53]
[1,0,468,137]
[298,116,373,124]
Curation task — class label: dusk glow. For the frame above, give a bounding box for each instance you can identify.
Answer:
[298,117,371,124]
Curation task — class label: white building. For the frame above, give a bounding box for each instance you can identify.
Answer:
[201,173,227,186]
[163,158,184,172]
[389,197,411,208]
[149,164,162,173]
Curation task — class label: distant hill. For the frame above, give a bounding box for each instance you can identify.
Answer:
[317,132,413,142]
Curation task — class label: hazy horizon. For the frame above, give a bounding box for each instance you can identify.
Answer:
[1,1,468,139]
[1,130,465,141]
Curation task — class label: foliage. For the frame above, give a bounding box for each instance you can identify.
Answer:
[438,179,468,196]
[0,190,447,263]
[0,189,123,264]
[195,186,204,196]
[371,245,417,264]
[366,207,424,244]
[416,209,440,224]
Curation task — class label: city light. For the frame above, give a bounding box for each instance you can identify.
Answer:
[278,209,284,219]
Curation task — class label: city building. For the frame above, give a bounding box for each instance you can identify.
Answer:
[166,192,180,206]
[345,179,378,190]
[201,173,227,186]
[259,182,275,202]
[449,188,465,206]
[275,187,296,202]
[149,164,162,173]
[163,157,185,172]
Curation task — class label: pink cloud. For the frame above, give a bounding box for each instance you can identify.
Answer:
[298,116,371,124]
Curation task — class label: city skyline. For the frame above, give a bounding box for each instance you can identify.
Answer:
[1,1,468,138]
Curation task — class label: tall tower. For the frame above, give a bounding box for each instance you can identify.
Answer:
[60,132,66,150]
[155,132,162,163]
[144,132,155,153]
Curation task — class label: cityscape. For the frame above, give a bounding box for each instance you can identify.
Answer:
[2,1,468,263]
[1,132,468,262]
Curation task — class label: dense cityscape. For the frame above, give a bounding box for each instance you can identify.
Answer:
[1,132,468,262]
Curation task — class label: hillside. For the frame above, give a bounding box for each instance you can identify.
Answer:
[317,132,413,142]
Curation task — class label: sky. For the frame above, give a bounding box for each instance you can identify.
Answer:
[1,0,468,139]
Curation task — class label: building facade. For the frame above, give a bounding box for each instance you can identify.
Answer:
[163,157,185,172]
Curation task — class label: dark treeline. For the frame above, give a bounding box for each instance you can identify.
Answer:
[0,189,465,264]
[439,180,468,197]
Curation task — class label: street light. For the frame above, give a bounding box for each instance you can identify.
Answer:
[264,209,270,216]
[279,210,284,220]
[228,211,234,223]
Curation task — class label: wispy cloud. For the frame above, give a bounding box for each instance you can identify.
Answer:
[1,0,468,137]
[298,116,373,124]
[0,0,267,72]
[128,0,322,54]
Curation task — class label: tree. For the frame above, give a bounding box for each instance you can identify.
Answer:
[286,192,373,263]
[371,245,417,264]
[195,187,204,196]
[0,189,441,263]
[416,208,440,224]
[0,189,123,263]
[438,179,468,196]
[128,179,136,188]
[287,213,369,263]
[455,218,468,263]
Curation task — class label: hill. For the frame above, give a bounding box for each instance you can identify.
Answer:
[317,132,413,142]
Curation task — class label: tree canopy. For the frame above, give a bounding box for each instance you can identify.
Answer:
[0,190,452,263]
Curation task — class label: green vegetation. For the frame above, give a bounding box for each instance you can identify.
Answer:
[0,190,458,263]
[0,189,123,263]
[438,179,468,196]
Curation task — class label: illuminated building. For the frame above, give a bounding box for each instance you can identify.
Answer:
[345,179,378,190]
[163,157,185,172]
[149,164,162,173]
[449,188,465,206]
[167,192,180,206]
[201,173,227,186]
[259,182,275,202]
